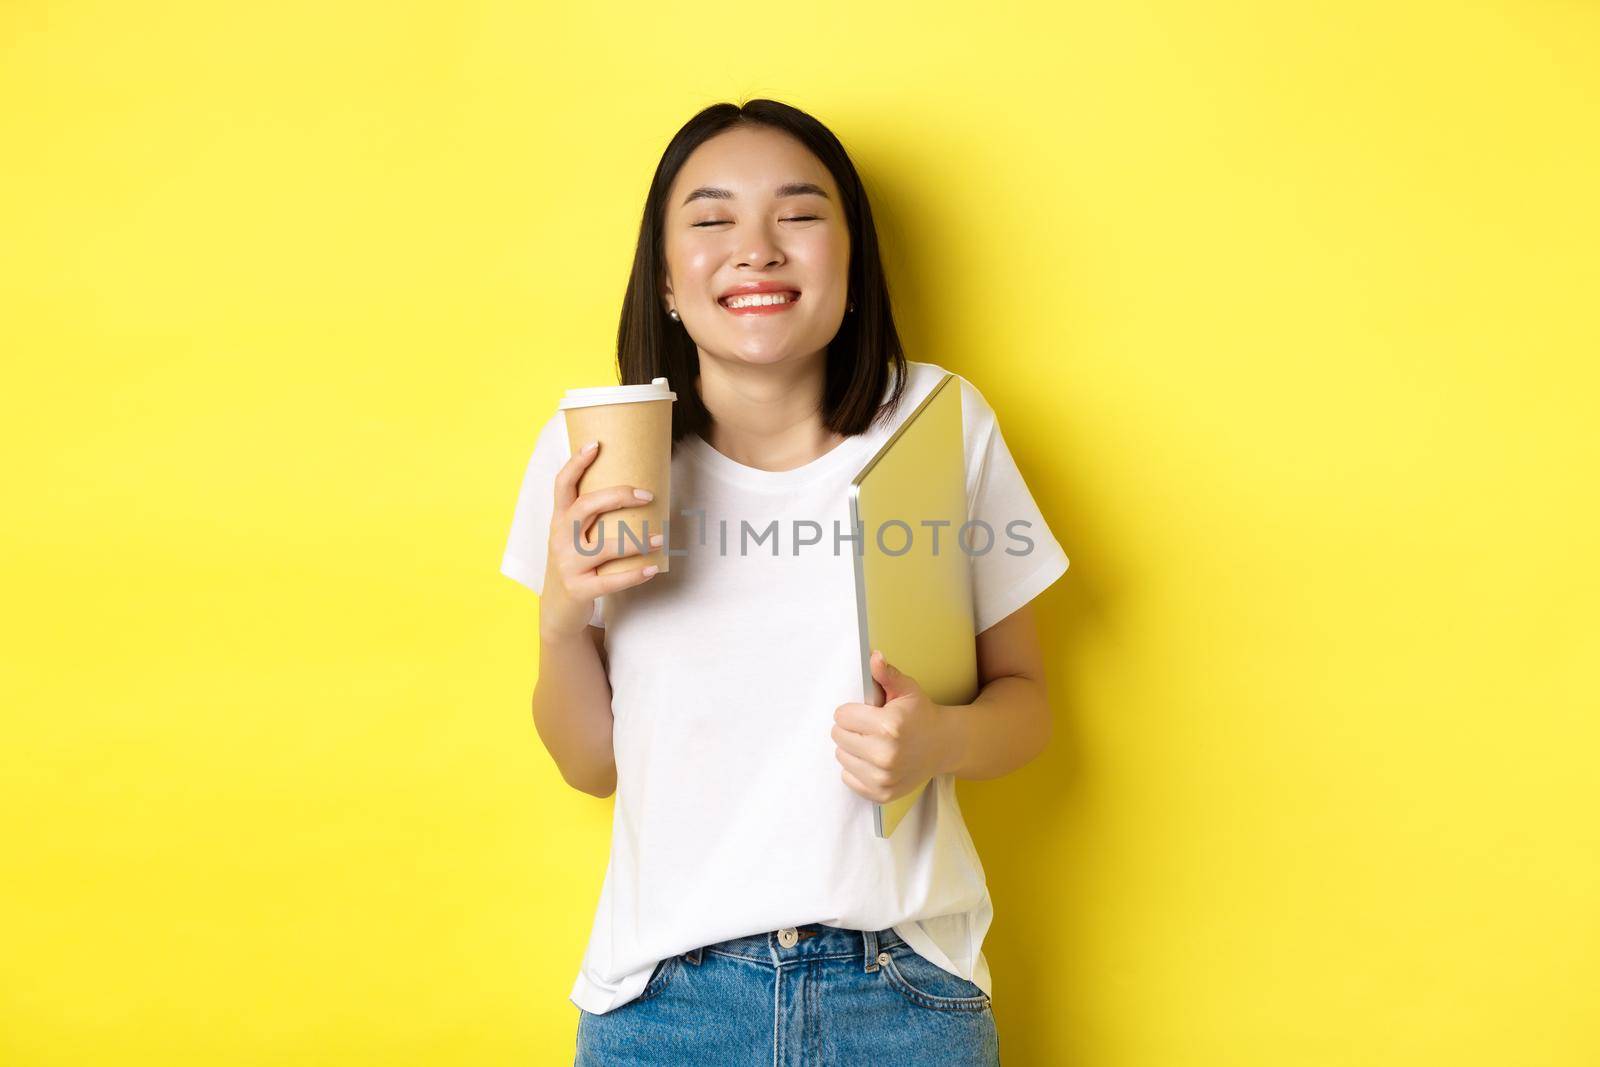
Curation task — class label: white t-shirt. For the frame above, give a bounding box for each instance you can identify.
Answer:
[500,359,1070,1015]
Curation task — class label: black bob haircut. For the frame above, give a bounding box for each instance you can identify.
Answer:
[615,98,909,447]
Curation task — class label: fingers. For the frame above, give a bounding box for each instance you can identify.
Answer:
[598,527,665,563]
[565,519,663,588]
[554,439,601,512]
[555,546,663,608]
[870,649,917,701]
[833,702,883,736]
[568,485,657,545]
[831,721,892,768]
[550,485,656,562]
[555,518,664,593]
[837,749,897,803]
[551,439,661,550]
[840,767,880,803]
[563,521,662,572]
[591,561,662,596]
[547,438,665,600]
[564,557,662,605]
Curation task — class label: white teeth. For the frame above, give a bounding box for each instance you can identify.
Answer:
[723,292,796,309]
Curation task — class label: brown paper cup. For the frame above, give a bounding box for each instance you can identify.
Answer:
[560,377,676,577]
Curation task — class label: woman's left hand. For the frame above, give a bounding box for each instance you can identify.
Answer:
[832,650,952,804]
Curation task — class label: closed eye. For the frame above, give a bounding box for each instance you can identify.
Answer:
[693,216,820,227]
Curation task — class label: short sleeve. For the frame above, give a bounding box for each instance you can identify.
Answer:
[500,410,604,628]
[958,375,1070,634]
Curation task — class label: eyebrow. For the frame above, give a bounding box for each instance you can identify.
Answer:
[680,181,831,206]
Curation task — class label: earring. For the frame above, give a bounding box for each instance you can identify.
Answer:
[847,301,855,313]
[668,307,680,321]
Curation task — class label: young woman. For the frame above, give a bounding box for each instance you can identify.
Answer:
[500,99,1070,1066]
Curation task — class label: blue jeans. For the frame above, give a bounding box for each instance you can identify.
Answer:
[574,922,1000,1065]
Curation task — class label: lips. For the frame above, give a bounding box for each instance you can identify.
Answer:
[719,292,800,316]
[717,281,802,305]
[718,291,801,308]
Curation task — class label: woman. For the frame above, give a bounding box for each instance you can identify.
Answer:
[500,99,1070,1066]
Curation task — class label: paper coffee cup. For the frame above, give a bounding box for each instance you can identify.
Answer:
[559,376,676,577]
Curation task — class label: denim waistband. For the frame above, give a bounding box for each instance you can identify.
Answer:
[685,923,907,971]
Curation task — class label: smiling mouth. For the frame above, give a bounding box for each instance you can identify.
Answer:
[719,291,802,311]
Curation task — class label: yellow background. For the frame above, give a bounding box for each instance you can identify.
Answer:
[4,2,1596,1063]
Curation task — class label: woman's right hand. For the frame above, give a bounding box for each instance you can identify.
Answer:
[540,439,663,640]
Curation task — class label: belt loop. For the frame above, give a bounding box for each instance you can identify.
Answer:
[863,928,880,973]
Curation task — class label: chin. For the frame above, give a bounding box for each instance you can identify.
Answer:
[722,345,804,366]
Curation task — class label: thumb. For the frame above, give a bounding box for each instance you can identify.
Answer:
[871,649,918,701]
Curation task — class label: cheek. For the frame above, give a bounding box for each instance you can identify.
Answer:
[679,247,722,282]
[663,237,716,281]
[793,233,849,287]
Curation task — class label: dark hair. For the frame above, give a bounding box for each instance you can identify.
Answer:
[615,99,908,446]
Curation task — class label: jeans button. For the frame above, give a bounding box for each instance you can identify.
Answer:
[777,927,799,948]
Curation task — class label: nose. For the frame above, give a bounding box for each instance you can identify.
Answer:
[735,224,784,270]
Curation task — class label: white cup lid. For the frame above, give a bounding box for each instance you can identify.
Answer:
[558,376,677,410]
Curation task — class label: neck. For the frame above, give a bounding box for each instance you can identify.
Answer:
[694,352,844,473]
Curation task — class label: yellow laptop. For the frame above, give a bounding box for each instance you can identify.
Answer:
[848,372,981,838]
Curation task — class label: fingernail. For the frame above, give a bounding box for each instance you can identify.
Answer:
[650,533,664,546]
[634,488,653,501]
[583,440,598,452]
[642,565,659,576]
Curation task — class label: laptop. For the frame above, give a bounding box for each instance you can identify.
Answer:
[848,372,981,838]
